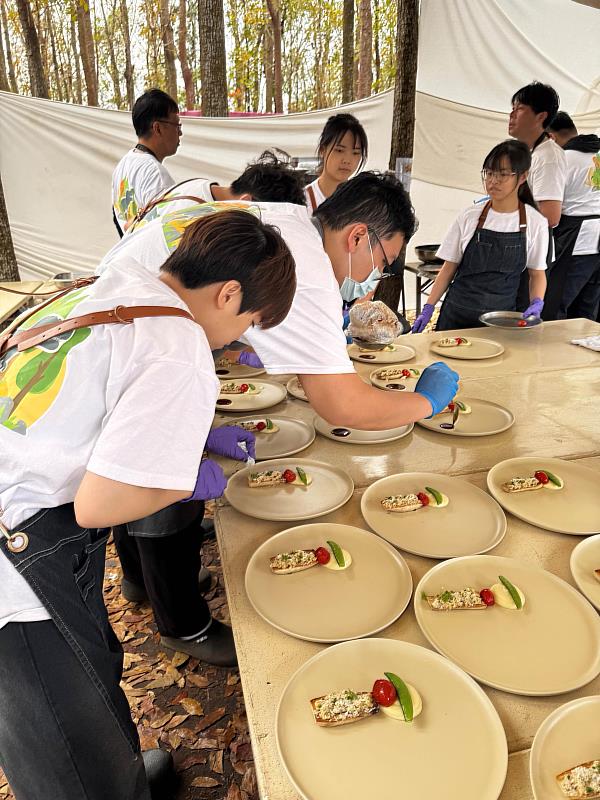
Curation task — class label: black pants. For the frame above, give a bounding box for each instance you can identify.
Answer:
[557,252,600,320]
[113,502,210,638]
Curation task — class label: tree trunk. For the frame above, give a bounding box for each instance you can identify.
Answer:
[373,0,381,91]
[46,3,63,101]
[0,174,18,282]
[341,0,354,104]
[99,0,123,107]
[0,5,9,91]
[178,0,195,109]
[265,0,282,113]
[120,0,134,107]
[76,0,98,106]
[263,21,273,113]
[69,12,82,104]
[15,0,49,97]
[356,0,372,99]
[160,0,177,99]
[389,0,418,168]
[1,0,17,92]
[197,0,228,116]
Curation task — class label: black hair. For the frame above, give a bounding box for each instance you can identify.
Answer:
[230,150,306,205]
[133,89,179,138]
[315,171,417,241]
[483,139,536,208]
[511,82,560,129]
[317,113,368,175]
[160,209,296,329]
[548,111,577,134]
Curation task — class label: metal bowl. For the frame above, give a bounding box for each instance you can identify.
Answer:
[415,244,443,264]
[351,336,392,351]
[479,311,542,329]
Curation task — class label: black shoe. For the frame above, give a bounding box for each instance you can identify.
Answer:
[142,748,177,799]
[122,567,212,603]
[161,618,238,667]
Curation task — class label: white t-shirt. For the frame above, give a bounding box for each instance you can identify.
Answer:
[304,178,327,213]
[112,148,174,233]
[99,201,355,376]
[436,203,549,270]
[160,178,215,204]
[0,258,220,628]
[561,148,600,256]
[528,138,567,203]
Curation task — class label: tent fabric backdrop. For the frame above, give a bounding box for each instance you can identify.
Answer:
[1,0,599,279]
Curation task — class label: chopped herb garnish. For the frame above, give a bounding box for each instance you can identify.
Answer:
[440,590,454,603]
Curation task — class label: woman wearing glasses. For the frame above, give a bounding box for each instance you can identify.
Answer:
[412,139,549,332]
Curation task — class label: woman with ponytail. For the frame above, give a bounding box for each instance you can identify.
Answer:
[412,139,549,331]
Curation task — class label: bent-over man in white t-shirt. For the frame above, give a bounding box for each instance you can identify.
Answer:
[0,211,295,800]
[112,88,181,237]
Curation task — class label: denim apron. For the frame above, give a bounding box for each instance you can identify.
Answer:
[437,201,527,331]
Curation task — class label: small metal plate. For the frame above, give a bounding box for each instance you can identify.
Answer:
[479,311,542,329]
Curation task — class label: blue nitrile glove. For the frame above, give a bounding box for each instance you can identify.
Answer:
[237,350,263,369]
[206,425,256,461]
[411,303,435,333]
[414,362,460,418]
[522,297,544,319]
[182,459,227,502]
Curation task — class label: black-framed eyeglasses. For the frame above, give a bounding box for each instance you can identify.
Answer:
[157,119,183,133]
[369,228,401,275]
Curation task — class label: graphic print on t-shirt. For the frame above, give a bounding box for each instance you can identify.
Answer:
[159,202,259,252]
[587,153,600,192]
[0,289,91,435]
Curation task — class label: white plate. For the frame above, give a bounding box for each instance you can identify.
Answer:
[417,397,514,437]
[348,340,416,364]
[225,458,354,521]
[530,696,600,800]
[313,415,413,445]
[216,380,287,412]
[369,364,426,392]
[570,534,600,611]
[214,360,266,379]
[276,638,508,800]
[286,377,308,402]
[430,336,504,360]
[214,415,315,460]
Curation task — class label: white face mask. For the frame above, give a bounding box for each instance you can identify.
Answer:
[339,234,383,303]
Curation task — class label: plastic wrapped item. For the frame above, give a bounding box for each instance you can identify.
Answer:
[346,301,403,344]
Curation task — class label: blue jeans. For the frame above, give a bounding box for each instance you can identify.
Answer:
[0,505,149,800]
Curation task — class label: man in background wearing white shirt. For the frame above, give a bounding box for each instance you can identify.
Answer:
[509,81,566,318]
[547,111,600,320]
[112,89,181,237]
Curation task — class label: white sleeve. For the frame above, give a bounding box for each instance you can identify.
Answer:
[87,360,218,491]
[436,212,466,263]
[529,156,566,203]
[526,213,549,270]
[136,162,173,208]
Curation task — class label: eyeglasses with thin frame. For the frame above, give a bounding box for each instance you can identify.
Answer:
[157,119,183,133]
[369,229,398,276]
[481,169,517,183]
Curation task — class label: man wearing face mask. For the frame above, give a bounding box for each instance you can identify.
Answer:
[99,172,459,432]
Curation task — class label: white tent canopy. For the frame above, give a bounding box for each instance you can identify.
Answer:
[1,0,599,280]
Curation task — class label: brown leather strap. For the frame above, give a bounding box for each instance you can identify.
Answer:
[477,201,527,234]
[0,304,195,354]
[129,179,208,230]
[306,184,318,213]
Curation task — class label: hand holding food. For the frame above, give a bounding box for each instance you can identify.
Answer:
[237,350,264,368]
[206,426,256,461]
[522,297,544,319]
[411,303,435,333]
[182,458,227,502]
[414,362,460,417]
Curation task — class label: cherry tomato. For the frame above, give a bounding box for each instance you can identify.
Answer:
[282,469,297,483]
[447,402,455,412]
[315,546,330,565]
[255,422,266,431]
[402,369,411,378]
[416,492,429,506]
[372,679,397,707]
[239,383,249,393]
[456,337,463,344]
[480,588,495,606]
[534,470,549,484]
[517,320,527,327]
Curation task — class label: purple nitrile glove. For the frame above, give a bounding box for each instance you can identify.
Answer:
[182,459,227,502]
[414,361,460,418]
[237,350,263,369]
[522,297,544,319]
[411,303,435,333]
[206,425,256,461]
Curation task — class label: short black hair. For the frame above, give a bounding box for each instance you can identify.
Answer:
[160,209,296,329]
[511,82,560,129]
[314,171,417,242]
[230,150,306,205]
[133,89,179,138]
[548,111,577,134]
[317,113,368,174]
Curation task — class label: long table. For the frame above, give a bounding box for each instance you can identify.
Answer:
[215,319,600,800]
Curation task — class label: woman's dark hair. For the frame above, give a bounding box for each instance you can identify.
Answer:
[317,113,368,175]
[483,139,536,208]
[161,210,296,329]
[511,82,560,129]
[315,171,417,242]
[133,89,179,138]
[231,150,306,205]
